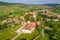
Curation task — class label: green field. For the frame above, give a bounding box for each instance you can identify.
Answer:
[0,1,60,40]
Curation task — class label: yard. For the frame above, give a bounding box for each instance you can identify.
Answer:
[16,28,39,40]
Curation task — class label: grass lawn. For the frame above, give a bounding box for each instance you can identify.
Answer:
[0,25,21,40]
[16,29,39,40]
[36,33,49,40]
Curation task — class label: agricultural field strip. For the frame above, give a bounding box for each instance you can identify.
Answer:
[11,26,24,40]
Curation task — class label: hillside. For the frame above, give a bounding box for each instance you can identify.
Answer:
[0,1,60,16]
[0,1,60,15]
[0,1,60,40]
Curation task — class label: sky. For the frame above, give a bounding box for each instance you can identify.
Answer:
[0,0,60,4]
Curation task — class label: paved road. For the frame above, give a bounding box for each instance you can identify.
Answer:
[42,29,45,37]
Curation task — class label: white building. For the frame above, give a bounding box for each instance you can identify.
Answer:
[22,22,36,33]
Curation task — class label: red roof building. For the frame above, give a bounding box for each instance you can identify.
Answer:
[55,14,60,18]
[22,22,36,33]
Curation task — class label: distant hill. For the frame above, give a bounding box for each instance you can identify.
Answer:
[31,3,60,7]
[41,4,60,7]
[0,1,8,5]
[0,1,60,9]
[0,1,60,7]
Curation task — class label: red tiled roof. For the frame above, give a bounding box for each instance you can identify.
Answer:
[23,22,36,30]
[56,14,60,17]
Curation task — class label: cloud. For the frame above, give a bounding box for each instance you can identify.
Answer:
[0,0,60,4]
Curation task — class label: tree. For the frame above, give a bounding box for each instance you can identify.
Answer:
[49,16,54,22]
[9,12,12,15]
[6,38,10,40]
[24,14,32,21]
[19,38,26,40]
[54,29,60,40]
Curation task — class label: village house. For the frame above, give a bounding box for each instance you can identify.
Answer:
[45,8,52,13]
[38,9,43,13]
[2,17,13,23]
[33,11,38,18]
[27,11,33,14]
[45,13,53,17]
[37,21,40,25]
[22,21,37,33]
[53,19,59,21]
[20,16,25,20]
[2,19,8,23]
[46,19,51,21]
[14,18,20,24]
[55,14,60,18]
[7,18,13,22]
[38,8,52,14]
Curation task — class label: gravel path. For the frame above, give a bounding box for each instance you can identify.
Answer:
[11,26,24,40]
